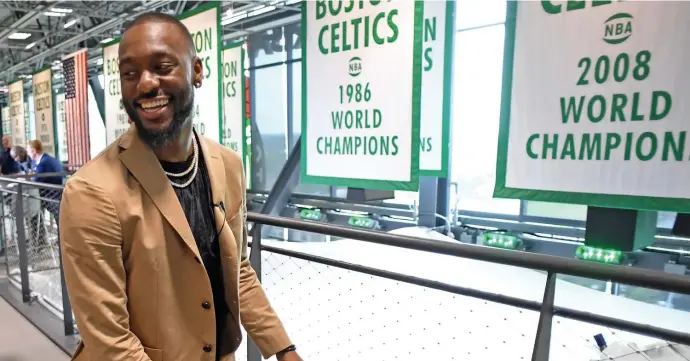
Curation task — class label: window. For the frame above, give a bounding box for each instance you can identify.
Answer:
[252,64,288,192]
[88,84,106,159]
[451,24,520,215]
[524,201,587,221]
[525,201,683,230]
[456,0,506,30]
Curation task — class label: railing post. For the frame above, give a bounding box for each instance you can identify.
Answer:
[531,272,557,361]
[14,183,31,302]
[56,210,75,335]
[247,223,263,361]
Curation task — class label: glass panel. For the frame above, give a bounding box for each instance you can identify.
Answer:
[248,27,288,67]
[451,24,520,215]
[524,202,682,229]
[618,284,690,313]
[88,84,107,159]
[252,65,288,192]
[456,0,507,31]
[524,201,587,221]
[658,211,676,229]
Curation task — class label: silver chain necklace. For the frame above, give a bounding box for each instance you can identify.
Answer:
[168,137,199,189]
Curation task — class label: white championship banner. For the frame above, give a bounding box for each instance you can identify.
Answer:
[180,3,222,143]
[8,80,25,147]
[32,67,56,156]
[419,0,454,177]
[103,39,129,145]
[302,0,424,191]
[55,91,68,162]
[221,42,247,164]
[1,106,9,136]
[495,1,690,212]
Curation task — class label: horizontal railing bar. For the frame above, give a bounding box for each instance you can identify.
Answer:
[0,177,65,191]
[248,213,690,295]
[3,172,71,179]
[261,244,543,312]
[262,244,690,346]
[553,307,690,345]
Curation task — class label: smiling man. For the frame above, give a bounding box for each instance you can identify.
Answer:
[59,12,301,361]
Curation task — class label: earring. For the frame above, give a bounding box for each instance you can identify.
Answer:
[194,82,201,88]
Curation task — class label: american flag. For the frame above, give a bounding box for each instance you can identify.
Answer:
[62,49,90,167]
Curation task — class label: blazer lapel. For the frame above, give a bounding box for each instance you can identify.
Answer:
[197,135,226,208]
[118,127,201,260]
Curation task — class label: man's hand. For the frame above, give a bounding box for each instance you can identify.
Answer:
[276,351,303,361]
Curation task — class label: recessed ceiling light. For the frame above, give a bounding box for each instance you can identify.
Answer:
[25,42,36,50]
[44,11,66,17]
[64,19,77,29]
[8,32,31,40]
[51,7,73,13]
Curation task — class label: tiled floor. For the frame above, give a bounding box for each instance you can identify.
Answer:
[0,264,69,361]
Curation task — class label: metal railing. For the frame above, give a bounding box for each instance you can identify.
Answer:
[0,175,74,337]
[0,176,689,361]
[247,214,690,361]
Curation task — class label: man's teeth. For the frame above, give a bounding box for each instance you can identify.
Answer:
[140,99,169,110]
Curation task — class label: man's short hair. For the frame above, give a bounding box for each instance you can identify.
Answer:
[123,12,195,55]
[28,139,43,153]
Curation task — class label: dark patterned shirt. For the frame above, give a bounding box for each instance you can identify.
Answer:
[159,135,229,360]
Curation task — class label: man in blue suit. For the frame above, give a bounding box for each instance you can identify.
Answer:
[28,140,64,185]
[27,140,64,248]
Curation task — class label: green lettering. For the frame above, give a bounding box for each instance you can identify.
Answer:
[636,132,657,161]
[650,90,672,121]
[560,133,576,160]
[331,23,341,54]
[541,0,561,14]
[423,48,433,71]
[587,95,606,123]
[373,12,386,45]
[631,92,644,121]
[624,132,633,160]
[611,93,627,122]
[542,134,558,159]
[424,17,436,42]
[316,0,327,20]
[526,134,539,159]
[662,131,685,161]
[566,0,586,11]
[387,10,398,42]
[560,96,585,123]
[579,133,602,160]
[318,26,329,54]
[605,133,621,160]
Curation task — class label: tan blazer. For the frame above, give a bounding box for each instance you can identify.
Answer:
[59,127,291,361]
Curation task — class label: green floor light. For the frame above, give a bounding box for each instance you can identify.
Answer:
[575,245,623,265]
[482,232,523,250]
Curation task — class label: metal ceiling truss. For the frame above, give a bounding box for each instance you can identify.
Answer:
[0,0,300,102]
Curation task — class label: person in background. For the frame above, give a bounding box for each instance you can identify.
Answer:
[0,135,21,175]
[11,145,32,173]
[27,140,64,247]
[27,140,64,186]
[0,135,21,256]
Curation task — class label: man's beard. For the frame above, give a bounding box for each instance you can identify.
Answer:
[125,93,195,150]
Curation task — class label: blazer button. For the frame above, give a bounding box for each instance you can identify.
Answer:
[202,302,211,309]
[203,344,212,353]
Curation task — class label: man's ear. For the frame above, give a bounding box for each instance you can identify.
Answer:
[192,56,203,85]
